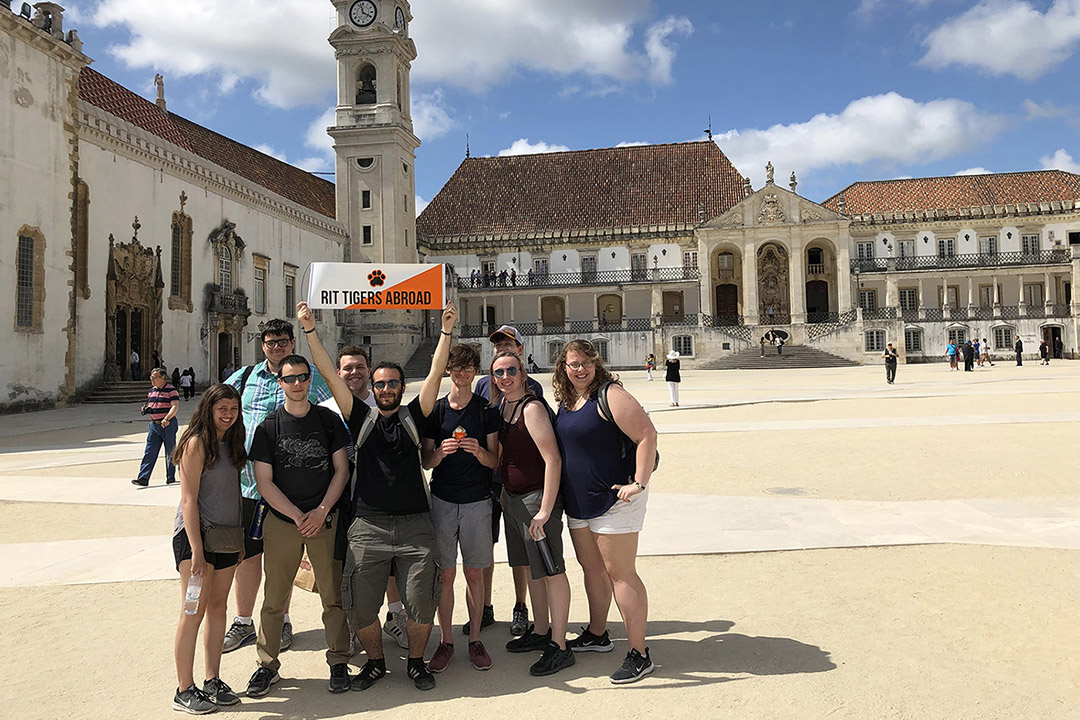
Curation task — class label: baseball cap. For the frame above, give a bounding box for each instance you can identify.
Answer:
[489,325,524,346]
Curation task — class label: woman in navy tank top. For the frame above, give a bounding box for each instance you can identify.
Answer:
[553,340,658,684]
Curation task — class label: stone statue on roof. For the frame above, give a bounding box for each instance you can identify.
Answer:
[766,161,774,184]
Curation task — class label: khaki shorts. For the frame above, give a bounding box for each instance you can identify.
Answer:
[502,488,565,580]
[567,487,649,534]
[341,513,441,628]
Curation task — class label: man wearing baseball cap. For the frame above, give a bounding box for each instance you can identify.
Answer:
[472,325,544,638]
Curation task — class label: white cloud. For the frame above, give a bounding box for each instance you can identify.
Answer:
[413,90,454,141]
[616,141,651,147]
[411,1,693,90]
[416,195,430,215]
[88,1,694,111]
[305,107,337,156]
[251,142,331,174]
[955,167,991,175]
[1023,99,1067,119]
[714,92,1005,185]
[253,144,287,162]
[1040,148,1080,173]
[921,0,1080,80]
[91,0,336,109]
[498,139,571,156]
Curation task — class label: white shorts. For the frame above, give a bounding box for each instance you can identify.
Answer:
[567,487,649,534]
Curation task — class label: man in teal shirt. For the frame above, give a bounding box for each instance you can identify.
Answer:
[221,318,333,655]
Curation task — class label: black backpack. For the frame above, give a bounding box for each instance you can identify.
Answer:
[596,382,659,471]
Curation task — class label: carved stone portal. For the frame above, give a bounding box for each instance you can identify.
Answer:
[104,233,164,381]
[757,243,790,321]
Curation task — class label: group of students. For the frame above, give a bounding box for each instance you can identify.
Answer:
[945,338,995,371]
[170,303,658,714]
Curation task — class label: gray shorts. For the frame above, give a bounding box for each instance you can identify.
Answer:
[341,513,441,629]
[502,488,565,580]
[431,495,493,570]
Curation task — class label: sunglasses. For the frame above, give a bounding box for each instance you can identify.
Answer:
[263,339,292,349]
[566,361,594,371]
[279,372,311,385]
[492,366,519,378]
[373,379,402,390]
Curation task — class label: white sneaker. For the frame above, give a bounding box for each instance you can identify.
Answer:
[382,610,409,649]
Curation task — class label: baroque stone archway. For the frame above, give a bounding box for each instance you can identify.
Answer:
[104,228,164,381]
[757,243,790,323]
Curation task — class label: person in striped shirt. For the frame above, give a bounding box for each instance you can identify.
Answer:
[132,367,180,487]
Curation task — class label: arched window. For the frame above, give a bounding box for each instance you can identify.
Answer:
[169,207,193,312]
[356,63,377,105]
[15,225,45,332]
[717,252,734,278]
[218,246,232,294]
[171,223,182,294]
[592,338,610,363]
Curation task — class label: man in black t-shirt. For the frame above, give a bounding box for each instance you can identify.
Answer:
[300,302,458,693]
[246,355,352,697]
[421,343,500,672]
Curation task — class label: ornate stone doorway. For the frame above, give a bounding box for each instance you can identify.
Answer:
[757,243,790,323]
[104,228,163,381]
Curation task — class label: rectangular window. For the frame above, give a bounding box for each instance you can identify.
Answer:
[482,261,496,275]
[533,258,548,277]
[362,190,371,209]
[672,335,693,357]
[938,286,959,307]
[899,288,918,311]
[856,242,874,259]
[1024,283,1044,306]
[937,238,956,257]
[859,289,877,311]
[864,330,886,352]
[253,266,266,314]
[948,328,966,345]
[284,267,296,313]
[682,251,698,269]
[16,235,34,328]
[631,252,648,279]
[898,239,915,258]
[979,285,995,307]
[994,326,1013,350]
[904,328,922,352]
[362,225,373,245]
[581,256,597,282]
[979,236,998,255]
[1022,234,1040,254]
[171,223,182,296]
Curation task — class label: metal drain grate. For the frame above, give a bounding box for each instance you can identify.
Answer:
[764,487,808,496]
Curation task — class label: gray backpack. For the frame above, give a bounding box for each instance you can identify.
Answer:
[347,405,425,504]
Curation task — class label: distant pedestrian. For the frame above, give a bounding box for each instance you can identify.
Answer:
[130,349,141,381]
[962,341,975,371]
[665,351,681,407]
[759,337,765,357]
[188,368,197,393]
[946,341,958,370]
[645,353,655,380]
[882,342,899,384]
[776,336,785,356]
[132,368,179,487]
[179,369,195,400]
[153,351,162,370]
[510,268,517,286]
[1015,337,1024,366]
[981,338,995,366]
[529,354,540,374]
[220,362,234,383]
[1053,335,1063,360]
[172,367,183,391]
[1039,339,1050,365]
[972,338,981,367]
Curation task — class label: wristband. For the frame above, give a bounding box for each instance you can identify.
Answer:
[632,481,647,490]
[303,327,315,334]
[441,330,452,336]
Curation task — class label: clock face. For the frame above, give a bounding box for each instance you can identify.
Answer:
[349,0,377,27]
[395,7,405,30]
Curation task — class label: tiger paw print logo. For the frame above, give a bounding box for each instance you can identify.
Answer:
[368,269,386,287]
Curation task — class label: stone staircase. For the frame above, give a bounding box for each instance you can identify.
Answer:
[699,344,859,370]
[402,336,439,380]
[82,380,153,404]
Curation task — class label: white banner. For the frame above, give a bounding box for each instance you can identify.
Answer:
[306,262,445,310]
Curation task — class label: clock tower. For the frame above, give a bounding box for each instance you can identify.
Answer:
[327,0,423,358]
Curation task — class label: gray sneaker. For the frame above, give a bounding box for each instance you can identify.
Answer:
[222,619,256,653]
[382,610,409,649]
[280,621,293,651]
[509,602,529,637]
[173,685,216,715]
[201,678,239,706]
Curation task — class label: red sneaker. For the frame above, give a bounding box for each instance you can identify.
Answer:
[429,642,454,673]
[468,640,492,671]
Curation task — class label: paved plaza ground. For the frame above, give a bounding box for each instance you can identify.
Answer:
[2,360,1079,719]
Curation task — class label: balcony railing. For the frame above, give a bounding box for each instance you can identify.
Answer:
[807,263,826,275]
[207,289,250,316]
[457,267,700,291]
[851,250,1070,274]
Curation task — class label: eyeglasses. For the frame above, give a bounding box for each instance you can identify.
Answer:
[279,372,311,385]
[566,361,594,371]
[449,366,477,373]
[492,366,519,378]
[373,379,402,390]
[263,339,292,349]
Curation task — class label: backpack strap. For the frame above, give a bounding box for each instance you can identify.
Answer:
[349,404,424,504]
[594,381,659,472]
[239,365,255,393]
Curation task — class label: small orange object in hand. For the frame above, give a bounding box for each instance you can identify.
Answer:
[453,426,467,441]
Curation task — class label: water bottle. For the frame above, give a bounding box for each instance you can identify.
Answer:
[249,499,268,540]
[183,574,202,615]
[532,527,559,576]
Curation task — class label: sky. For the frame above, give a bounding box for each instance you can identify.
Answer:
[58,0,1080,213]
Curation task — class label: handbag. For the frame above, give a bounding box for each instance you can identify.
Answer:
[201,521,245,553]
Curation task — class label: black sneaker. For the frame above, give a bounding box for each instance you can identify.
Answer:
[173,685,216,715]
[131,478,149,487]
[462,604,495,635]
[505,625,551,653]
[510,602,529,637]
[566,626,614,653]
[529,642,576,677]
[245,667,279,698]
[350,659,386,692]
[328,663,350,693]
[201,677,239,706]
[407,660,436,691]
[610,647,654,684]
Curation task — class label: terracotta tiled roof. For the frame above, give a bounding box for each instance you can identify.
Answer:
[822,170,1080,216]
[417,141,745,238]
[78,68,336,219]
